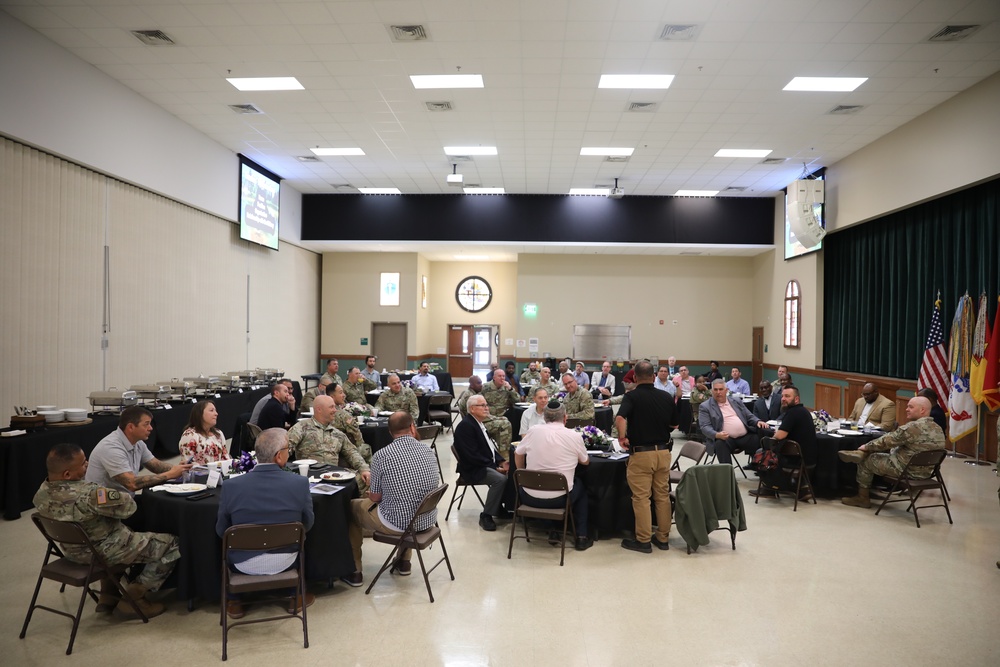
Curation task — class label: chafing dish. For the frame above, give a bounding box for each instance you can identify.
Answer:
[157,379,195,400]
[129,384,172,405]
[255,367,284,382]
[89,389,138,414]
[222,370,258,389]
[183,376,227,393]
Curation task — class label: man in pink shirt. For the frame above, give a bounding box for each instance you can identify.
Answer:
[514,401,592,551]
[698,379,769,465]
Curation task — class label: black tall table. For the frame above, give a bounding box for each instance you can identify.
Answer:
[0,387,269,520]
[137,479,358,604]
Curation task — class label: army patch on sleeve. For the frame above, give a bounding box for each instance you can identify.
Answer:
[107,489,121,502]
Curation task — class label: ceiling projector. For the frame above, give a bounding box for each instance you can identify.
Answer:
[609,187,625,199]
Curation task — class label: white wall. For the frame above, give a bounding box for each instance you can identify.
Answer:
[826,71,1000,231]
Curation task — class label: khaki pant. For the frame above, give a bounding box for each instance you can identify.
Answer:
[349,498,410,572]
[626,449,672,543]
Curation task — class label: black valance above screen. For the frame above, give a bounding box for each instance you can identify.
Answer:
[302,194,775,246]
[823,176,1000,379]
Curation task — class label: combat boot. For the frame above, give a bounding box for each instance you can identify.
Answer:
[115,582,165,619]
[95,576,122,613]
[838,449,866,464]
[841,487,872,509]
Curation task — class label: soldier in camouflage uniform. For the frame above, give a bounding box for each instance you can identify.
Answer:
[288,396,370,491]
[562,374,596,421]
[33,443,179,619]
[530,367,561,399]
[300,377,331,412]
[374,374,420,423]
[342,366,376,405]
[482,369,519,417]
[689,376,712,418]
[328,384,372,462]
[839,396,945,508]
[458,375,514,458]
[520,361,541,389]
[320,358,343,387]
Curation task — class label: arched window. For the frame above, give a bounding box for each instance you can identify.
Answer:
[784,280,801,348]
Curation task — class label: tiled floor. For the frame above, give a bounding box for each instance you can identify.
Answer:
[2,428,998,666]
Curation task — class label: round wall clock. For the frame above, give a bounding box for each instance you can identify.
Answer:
[455,276,493,312]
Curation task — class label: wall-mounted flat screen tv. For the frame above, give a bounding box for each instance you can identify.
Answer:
[239,155,281,250]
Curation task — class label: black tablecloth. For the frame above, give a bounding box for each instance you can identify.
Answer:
[364,389,450,425]
[813,432,875,497]
[0,387,269,521]
[359,418,392,454]
[137,478,358,603]
[579,455,631,539]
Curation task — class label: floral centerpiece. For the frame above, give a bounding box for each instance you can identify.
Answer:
[553,391,567,402]
[344,401,375,417]
[577,425,613,452]
[811,409,833,431]
[231,451,256,474]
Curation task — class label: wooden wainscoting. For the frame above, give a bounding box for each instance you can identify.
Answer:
[814,383,844,417]
[895,396,910,426]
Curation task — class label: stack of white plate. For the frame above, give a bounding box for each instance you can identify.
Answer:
[36,405,56,411]
[63,408,88,422]
[37,410,65,423]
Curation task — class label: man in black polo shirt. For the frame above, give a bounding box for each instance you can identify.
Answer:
[751,385,817,498]
[615,361,677,553]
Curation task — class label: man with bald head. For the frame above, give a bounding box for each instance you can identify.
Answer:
[374,373,420,423]
[530,366,560,399]
[848,382,896,430]
[839,396,945,509]
[288,395,370,487]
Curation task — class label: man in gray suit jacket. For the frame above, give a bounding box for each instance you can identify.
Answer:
[699,379,769,464]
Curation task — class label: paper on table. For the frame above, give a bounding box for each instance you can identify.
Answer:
[1,430,27,437]
[608,453,629,460]
[837,429,863,436]
[310,483,345,495]
[828,433,845,438]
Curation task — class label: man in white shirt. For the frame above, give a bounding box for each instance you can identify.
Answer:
[410,362,440,392]
[590,361,616,399]
[726,367,751,395]
[520,388,549,436]
[514,401,592,550]
[653,366,677,397]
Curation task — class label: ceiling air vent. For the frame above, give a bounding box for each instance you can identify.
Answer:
[628,102,657,112]
[331,184,355,191]
[228,104,262,114]
[388,24,428,41]
[425,101,453,111]
[659,24,701,41]
[605,155,629,163]
[450,155,473,162]
[760,157,787,165]
[723,186,747,192]
[829,104,865,115]
[927,25,983,42]
[130,29,175,46]
[296,155,320,162]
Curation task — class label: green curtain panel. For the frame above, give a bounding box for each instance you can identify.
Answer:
[824,176,1000,379]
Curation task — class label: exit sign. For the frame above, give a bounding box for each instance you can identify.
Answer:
[523,303,537,317]
[360,337,369,345]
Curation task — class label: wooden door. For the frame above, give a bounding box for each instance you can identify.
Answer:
[371,322,407,372]
[751,327,764,389]
[447,325,474,379]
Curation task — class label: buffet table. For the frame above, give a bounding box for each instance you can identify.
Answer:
[136,477,358,604]
[0,387,269,520]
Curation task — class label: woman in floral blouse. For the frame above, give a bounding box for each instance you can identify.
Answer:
[178,400,229,464]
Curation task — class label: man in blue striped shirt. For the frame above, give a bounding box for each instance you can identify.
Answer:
[345,411,440,586]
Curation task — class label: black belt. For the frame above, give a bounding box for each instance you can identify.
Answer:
[631,444,671,453]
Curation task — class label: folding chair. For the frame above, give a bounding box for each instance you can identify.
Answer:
[753,438,817,511]
[445,445,486,520]
[669,440,708,486]
[20,513,148,655]
[221,522,307,661]
[874,449,952,528]
[673,465,746,554]
[416,423,445,483]
[705,438,748,479]
[365,484,454,603]
[426,394,454,433]
[244,423,262,451]
[507,470,576,566]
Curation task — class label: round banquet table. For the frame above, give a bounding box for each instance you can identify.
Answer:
[813,430,877,497]
[365,389,451,425]
[136,476,358,605]
[359,417,393,455]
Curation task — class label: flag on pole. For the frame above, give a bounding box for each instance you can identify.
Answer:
[947,294,977,442]
[982,296,1000,412]
[916,296,950,412]
[970,292,990,404]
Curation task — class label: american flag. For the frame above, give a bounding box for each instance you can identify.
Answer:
[916,298,950,411]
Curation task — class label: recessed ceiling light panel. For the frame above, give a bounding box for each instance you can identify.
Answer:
[598,74,674,89]
[358,187,401,194]
[674,190,720,197]
[226,77,304,91]
[463,187,505,194]
[410,74,484,89]
[569,188,610,195]
[715,148,772,158]
[783,77,867,92]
